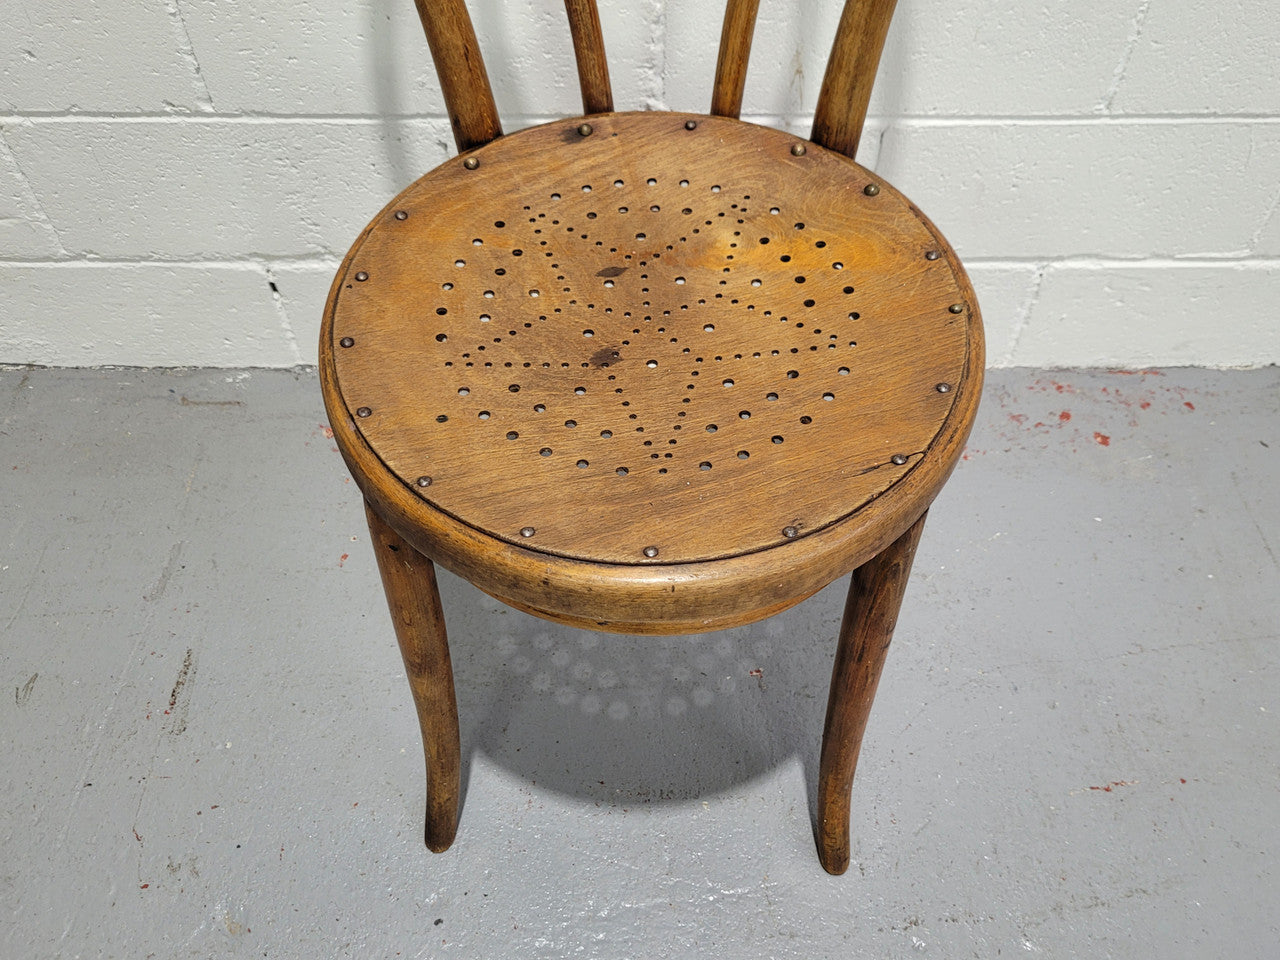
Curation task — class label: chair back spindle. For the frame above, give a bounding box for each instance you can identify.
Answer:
[711,0,761,119]
[564,0,614,114]
[810,0,897,158]
[414,0,898,160]
[412,0,503,152]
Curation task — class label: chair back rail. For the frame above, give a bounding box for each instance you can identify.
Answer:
[564,0,614,114]
[412,0,898,159]
[711,0,761,119]
[811,0,898,158]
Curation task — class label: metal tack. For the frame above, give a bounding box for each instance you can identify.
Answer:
[416,476,432,488]
[339,336,354,348]
[520,527,536,538]
[684,119,697,130]
[463,156,480,170]
[948,303,964,314]
[891,454,908,465]
[394,210,408,221]
[782,526,799,538]
[863,183,880,196]
[642,545,659,558]
[790,143,807,157]
[925,250,940,260]
[354,271,369,282]
[356,406,372,418]
[577,123,593,137]
[936,382,952,393]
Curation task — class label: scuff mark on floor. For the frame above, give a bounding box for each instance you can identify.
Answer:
[166,648,196,737]
[15,672,37,706]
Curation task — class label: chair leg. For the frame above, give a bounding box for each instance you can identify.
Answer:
[364,502,461,853]
[816,510,927,875]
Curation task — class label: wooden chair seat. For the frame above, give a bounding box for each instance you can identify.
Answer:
[323,111,979,632]
[318,0,984,875]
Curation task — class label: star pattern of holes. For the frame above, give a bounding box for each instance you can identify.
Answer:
[402,175,876,480]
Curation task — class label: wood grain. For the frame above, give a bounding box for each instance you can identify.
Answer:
[365,502,461,853]
[412,0,503,152]
[564,0,613,115]
[817,509,925,875]
[811,0,898,158]
[711,0,761,119]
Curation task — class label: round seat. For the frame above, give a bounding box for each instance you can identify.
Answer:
[320,112,983,633]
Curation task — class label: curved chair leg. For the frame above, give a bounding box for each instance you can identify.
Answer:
[364,502,461,852]
[817,510,927,875]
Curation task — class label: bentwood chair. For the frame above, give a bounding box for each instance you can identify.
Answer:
[319,0,983,875]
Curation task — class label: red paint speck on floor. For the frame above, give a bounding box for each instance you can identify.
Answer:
[1184,401,1195,411]
[339,553,349,567]
[1059,411,1071,422]
[1093,432,1111,446]
[1089,780,1133,792]
[320,423,334,438]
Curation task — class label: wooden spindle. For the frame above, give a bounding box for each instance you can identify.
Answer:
[810,0,897,159]
[412,0,503,153]
[711,0,761,119]
[564,0,614,115]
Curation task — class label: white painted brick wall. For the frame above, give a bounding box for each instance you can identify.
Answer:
[1,0,1276,369]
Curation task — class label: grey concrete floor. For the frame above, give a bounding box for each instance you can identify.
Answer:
[1,365,1276,959]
